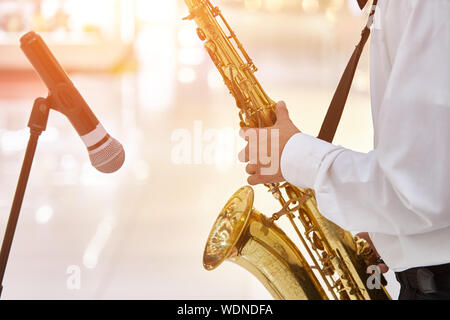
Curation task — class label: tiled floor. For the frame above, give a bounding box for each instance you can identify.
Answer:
[0,8,400,299]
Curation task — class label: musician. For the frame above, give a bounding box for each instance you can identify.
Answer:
[239,0,450,300]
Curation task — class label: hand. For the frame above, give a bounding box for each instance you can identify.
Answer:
[238,101,301,186]
[356,232,389,274]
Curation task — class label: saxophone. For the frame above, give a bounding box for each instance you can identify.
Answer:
[183,0,390,300]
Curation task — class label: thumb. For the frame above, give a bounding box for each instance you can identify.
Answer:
[276,101,289,120]
[379,264,389,274]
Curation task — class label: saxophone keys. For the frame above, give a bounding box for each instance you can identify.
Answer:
[270,210,283,222]
[312,232,325,251]
[196,28,206,41]
[354,236,374,258]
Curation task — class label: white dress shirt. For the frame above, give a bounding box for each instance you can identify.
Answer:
[280,0,450,272]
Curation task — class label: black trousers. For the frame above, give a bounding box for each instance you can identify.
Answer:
[395,263,450,300]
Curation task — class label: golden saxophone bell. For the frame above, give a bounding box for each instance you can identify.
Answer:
[203,186,327,300]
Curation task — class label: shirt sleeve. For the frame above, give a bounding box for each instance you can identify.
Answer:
[280,1,450,236]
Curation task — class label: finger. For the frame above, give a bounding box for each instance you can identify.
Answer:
[378,264,389,274]
[248,174,276,186]
[239,127,257,138]
[275,101,289,121]
[356,232,369,240]
[238,145,249,163]
[246,164,258,175]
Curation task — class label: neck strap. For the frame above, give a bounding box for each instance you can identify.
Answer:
[317,1,378,143]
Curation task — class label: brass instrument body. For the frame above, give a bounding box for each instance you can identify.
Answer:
[184,0,390,300]
[203,186,327,300]
[183,0,276,128]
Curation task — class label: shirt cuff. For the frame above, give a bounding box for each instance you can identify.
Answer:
[280,133,339,189]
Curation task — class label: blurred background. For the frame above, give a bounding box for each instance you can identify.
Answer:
[0,0,400,299]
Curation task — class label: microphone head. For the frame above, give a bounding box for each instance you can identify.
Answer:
[88,137,125,174]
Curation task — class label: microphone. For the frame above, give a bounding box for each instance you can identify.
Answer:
[20,31,125,174]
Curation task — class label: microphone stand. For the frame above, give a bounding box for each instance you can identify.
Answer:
[0,97,50,298]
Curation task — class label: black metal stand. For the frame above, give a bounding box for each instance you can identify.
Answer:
[0,97,50,298]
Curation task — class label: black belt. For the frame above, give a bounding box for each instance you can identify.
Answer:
[395,263,450,295]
